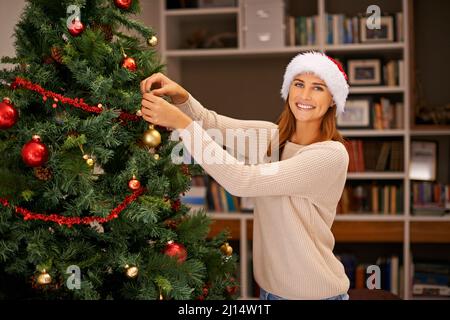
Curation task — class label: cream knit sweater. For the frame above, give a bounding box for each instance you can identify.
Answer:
[176,95,350,299]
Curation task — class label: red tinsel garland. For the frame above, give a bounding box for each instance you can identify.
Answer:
[0,187,145,227]
[10,77,141,122]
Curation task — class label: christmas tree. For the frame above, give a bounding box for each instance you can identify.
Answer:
[0,0,237,299]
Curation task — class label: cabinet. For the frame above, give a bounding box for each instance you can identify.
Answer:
[157,0,450,300]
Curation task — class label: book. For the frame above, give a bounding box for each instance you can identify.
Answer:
[410,141,437,181]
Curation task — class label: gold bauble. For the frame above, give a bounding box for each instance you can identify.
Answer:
[125,265,139,279]
[142,125,161,148]
[153,154,160,160]
[148,35,158,47]
[37,270,52,285]
[220,243,233,256]
[86,158,95,167]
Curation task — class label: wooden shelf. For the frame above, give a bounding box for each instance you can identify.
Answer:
[332,221,404,243]
[340,129,405,137]
[410,216,450,222]
[208,219,450,243]
[349,86,405,94]
[411,221,450,243]
[335,214,404,221]
[165,46,321,58]
[208,219,405,242]
[165,7,238,16]
[165,43,406,58]
[347,172,406,180]
[207,219,245,240]
[324,42,405,52]
[410,129,450,136]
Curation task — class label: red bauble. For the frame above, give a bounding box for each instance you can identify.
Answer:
[21,135,49,167]
[171,199,181,212]
[114,0,132,10]
[0,98,18,129]
[68,19,85,36]
[121,56,137,71]
[163,241,187,263]
[128,176,141,190]
[226,285,238,295]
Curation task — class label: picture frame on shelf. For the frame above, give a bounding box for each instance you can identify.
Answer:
[409,141,437,181]
[360,16,394,43]
[337,97,372,128]
[348,59,381,85]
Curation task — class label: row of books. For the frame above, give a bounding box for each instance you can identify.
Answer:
[286,15,319,46]
[336,254,401,295]
[383,60,405,87]
[337,183,404,215]
[344,140,403,172]
[324,13,404,45]
[412,182,450,216]
[373,99,404,130]
[413,262,450,298]
[286,12,404,47]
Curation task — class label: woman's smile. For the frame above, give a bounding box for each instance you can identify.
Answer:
[296,103,316,111]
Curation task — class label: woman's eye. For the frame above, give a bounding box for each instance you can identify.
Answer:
[295,82,304,88]
[314,86,324,91]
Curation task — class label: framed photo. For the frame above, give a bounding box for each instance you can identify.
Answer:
[409,141,437,181]
[348,59,381,85]
[360,16,394,43]
[337,97,372,128]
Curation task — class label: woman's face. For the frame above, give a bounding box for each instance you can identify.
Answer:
[288,73,334,123]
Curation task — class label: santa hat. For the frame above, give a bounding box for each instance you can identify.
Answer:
[280,51,349,115]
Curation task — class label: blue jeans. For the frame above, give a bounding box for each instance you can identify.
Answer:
[259,287,349,300]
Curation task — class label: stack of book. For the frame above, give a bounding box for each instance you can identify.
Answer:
[338,183,403,215]
[336,254,401,295]
[345,140,404,172]
[413,262,450,298]
[412,182,450,216]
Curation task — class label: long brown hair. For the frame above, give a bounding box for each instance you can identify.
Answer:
[267,97,345,157]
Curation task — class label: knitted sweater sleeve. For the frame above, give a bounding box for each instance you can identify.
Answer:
[175,94,278,164]
[179,121,349,200]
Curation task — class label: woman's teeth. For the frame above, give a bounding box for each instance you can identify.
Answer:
[297,103,315,110]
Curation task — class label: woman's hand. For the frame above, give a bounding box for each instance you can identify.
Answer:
[141,93,192,129]
[140,72,189,105]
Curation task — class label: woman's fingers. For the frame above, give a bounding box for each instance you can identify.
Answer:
[141,104,157,124]
[150,88,166,97]
[142,92,159,103]
[142,113,154,124]
[140,72,168,94]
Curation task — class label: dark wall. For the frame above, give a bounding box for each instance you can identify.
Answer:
[414,0,450,108]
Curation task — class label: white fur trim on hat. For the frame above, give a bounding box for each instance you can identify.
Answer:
[280,51,349,115]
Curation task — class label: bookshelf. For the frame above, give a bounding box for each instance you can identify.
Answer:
[158,0,450,300]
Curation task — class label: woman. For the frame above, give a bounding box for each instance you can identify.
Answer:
[140,51,350,300]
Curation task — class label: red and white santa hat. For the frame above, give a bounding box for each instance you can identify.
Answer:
[280,51,349,115]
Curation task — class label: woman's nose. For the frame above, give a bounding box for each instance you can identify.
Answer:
[300,87,312,101]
